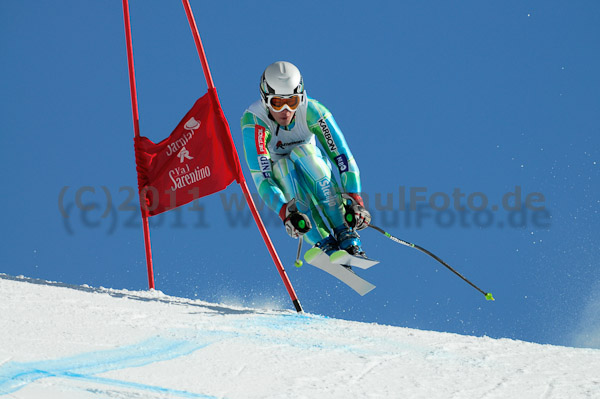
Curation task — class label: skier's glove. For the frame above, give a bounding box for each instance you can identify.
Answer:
[343,193,371,231]
[279,199,312,238]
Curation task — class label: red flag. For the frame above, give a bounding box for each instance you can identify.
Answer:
[134,88,241,216]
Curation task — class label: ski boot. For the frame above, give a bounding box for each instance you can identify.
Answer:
[326,225,367,271]
[333,225,365,257]
[314,234,340,256]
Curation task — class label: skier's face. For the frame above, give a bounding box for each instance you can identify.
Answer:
[270,108,295,126]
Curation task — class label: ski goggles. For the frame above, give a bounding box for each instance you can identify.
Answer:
[265,94,302,112]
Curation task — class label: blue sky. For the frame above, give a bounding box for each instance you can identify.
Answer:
[1,1,598,348]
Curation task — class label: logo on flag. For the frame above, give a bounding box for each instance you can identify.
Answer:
[185,117,201,131]
[177,147,194,163]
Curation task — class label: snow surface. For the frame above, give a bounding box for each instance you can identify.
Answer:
[1,274,599,399]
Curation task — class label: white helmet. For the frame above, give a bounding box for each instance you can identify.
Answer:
[260,61,305,110]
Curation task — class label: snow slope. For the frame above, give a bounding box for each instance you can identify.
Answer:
[1,274,599,399]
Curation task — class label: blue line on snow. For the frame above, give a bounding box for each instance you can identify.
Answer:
[61,371,215,398]
[0,337,216,397]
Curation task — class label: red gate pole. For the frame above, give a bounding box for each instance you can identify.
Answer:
[181,0,302,312]
[181,0,215,90]
[122,0,155,290]
[238,178,303,312]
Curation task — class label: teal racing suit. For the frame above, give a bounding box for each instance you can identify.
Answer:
[241,95,361,245]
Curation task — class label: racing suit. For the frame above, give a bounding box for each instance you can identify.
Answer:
[241,95,361,245]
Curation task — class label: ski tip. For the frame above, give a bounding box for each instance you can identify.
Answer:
[485,292,495,301]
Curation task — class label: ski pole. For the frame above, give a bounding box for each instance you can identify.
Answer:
[294,235,304,268]
[368,224,494,301]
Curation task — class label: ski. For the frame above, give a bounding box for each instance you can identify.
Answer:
[304,248,376,296]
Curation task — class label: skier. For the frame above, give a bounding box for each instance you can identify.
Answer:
[240,61,371,261]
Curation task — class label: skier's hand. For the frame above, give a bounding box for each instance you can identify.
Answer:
[279,199,312,238]
[343,193,371,231]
